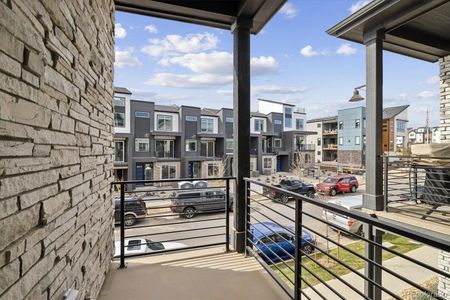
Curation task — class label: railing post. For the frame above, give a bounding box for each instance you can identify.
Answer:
[119,183,126,269]
[244,179,251,256]
[383,156,389,209]
[294,198,303,300]
[225,178,230,252]
[364,224,382,299]
[413,164,418,202]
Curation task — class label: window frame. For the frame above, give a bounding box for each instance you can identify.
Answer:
[273,119,282,125]
[114,112,125,127]
[263,157,272,169]
[295,118,304,130]
[226,138,234,149]
[225,117,233,123]
[114,96,125,107]
[274,138,282,148]
[161,164,177,179]
[114,141,125,162]
[135,111,150,118]
[185,115,198,122]
[201,117,215,133]
[155,140,175,158]
[207,163,219,177]
[135,138,149,152]
[185,139,197,152]
[254,119,265,132]
[200,141,215,157]
[284,107,292,128]
[156,114,173,131]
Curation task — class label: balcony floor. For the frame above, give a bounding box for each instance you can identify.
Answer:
[99,247,289,300]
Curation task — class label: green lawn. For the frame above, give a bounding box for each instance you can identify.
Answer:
[271,233,422,290]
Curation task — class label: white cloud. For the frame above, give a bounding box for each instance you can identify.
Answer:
[144,24,158,34]
[417,91,436,98]
[217,89,233,96]
[141,32,218,57]
[114,48,141,68]
[279,2,298,19]
[300,45,326,57]
[146,73,232,88]
[425,76,440,85]
[349,0,373,14]
[115,23,127,39]
[252,85,308,95]
[336,43,357,56]
[251,56,279,76]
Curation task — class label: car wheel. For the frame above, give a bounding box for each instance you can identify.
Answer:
[280,194,289,204]
[183,207,196,219]
[306,190,315,199]
[356,226,364,237]
[124,214,136,226]
[350,185,357,193]
[302,244,314,255]
[330,189,337,196]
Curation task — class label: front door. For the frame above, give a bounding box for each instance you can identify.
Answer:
[136,163,153,186]
[188,161,201,178]
[276,156,282,172]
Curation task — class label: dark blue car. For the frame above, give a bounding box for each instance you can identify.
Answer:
[251,222,315,263]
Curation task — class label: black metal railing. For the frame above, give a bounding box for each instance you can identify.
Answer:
[244,177,450,300]
[383,155,450,222]
[112,177,235,268]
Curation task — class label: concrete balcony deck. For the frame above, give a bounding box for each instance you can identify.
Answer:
[99,247,289,300]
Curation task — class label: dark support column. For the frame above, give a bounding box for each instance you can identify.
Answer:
[363,30,384,211]
[232,17,252,253]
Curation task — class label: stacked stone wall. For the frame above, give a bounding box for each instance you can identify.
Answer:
[0,0,115,299]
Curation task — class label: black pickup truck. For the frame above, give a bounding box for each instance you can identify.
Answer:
[264,179,316,203]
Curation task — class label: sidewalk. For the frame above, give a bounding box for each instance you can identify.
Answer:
[302,246,438,299]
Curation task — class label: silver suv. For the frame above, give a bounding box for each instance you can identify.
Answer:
[170,189,232,218]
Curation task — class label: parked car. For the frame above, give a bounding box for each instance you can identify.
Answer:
[251,222,315,264]
[114,238,186,257]
[264,179,316,203]
[322,196,364,236]
[316,175,359,196]
[170,189,233,219]
[114,197,147,226]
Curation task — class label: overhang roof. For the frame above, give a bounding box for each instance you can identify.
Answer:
[115,0,286,34]
[383,105,409,119]
[327,0,450,62]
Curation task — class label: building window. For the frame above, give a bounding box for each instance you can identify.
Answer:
[355,136,360,145]
[185,115,197,122]
[114,96,125,107]
[263,157,272,169]
[200,141,215,157]
[317,138,321,146]
[296,119,304,130]
[284,107,292,128]
[207,163,219,177]
[274,138,282,148]
[157,114,173,131]
[201,118,214,133]
[339,121,343,130]
[317,123,321,128]
[339,137,344,145]
[161,165,176,179]
[226,138,233,149]
[250,159,256,171]
[225,117,233,123]
[254,119,264,132]
[317,151,321,156]
[114,113,125,127]
[155,140,174,158]
[397,120,406,132]
[305,154,311,163]
[115,141,124,162]
[363,135,366,144]
[274,119,282,125]
[185,140,197,152]
[363,118,366,128]
[355,119,360,128]
[135,111,150,118]
[135,138,149,152]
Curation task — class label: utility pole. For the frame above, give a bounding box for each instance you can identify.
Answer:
[425,108,430,144]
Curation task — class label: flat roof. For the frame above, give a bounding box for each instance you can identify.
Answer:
[257,98,295,106]
[115,0,286,35]
[327,0,450,62]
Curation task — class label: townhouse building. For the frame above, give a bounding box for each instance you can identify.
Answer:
[113,88,316,186]
[408,126,441,145]
[307,105,409,171]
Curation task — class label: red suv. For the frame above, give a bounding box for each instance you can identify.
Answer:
[316,175,359,196]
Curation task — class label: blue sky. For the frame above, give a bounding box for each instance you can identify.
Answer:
[114,0,440,128]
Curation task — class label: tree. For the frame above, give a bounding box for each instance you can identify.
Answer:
[290,151,306,179]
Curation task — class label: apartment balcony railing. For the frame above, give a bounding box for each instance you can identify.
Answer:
[295,144,315,151]
[155,150,175,158]
[383,155,450,223]
[322,144,338,150]
[112,177,235,267]
[244,178,450,300]
[323,130,337,135]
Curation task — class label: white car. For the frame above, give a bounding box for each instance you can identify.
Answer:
[114,238,186,257]
[322,196,364,236]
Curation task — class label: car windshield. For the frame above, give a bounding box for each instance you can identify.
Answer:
[145,239,165,251]
[126,240,142,251]
[323,178,338,183]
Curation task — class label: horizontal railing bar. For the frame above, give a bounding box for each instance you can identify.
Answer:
[125,225,226,239]
[245,178,450,250]
[122,217,226,230]
[129,210,226,220]
[121,233,226,247]
[113,242,227,259]
[112,177,236,185]
[123,186,227,195]
[382,155,450,160]
[248,188,296,210]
